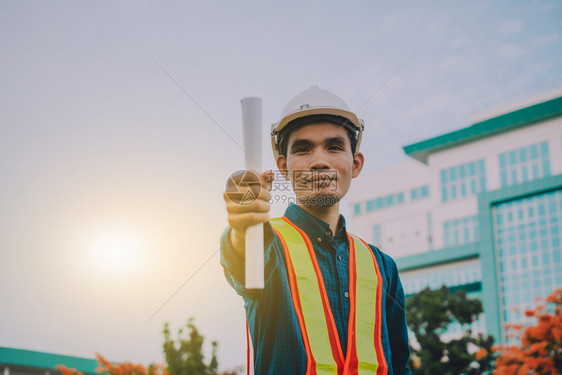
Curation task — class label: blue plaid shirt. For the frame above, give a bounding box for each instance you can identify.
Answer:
[220,203,411,374]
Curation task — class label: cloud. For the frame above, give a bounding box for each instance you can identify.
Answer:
[499,20,523,35]
[448,35,472,49]
[439,56,474,74]
[535,33,560,45]
[532,0,559,11]
[496,43,527,61]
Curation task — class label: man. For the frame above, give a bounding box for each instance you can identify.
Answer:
[221,86,411,374]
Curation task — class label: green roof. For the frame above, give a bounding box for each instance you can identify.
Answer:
[403,96,562,163]
[0,347,98,374]
[396,242,479,271]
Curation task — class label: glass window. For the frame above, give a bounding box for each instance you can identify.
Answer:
[480,177,486,192]
[519,148,528,162]
[500,142,550,187]
[553,250,561,264]
[365,191,406,212]
[443,215,479,247]
[440,159,486,202]
[387,195,394,206]
[373,225,381,245]
[509,150,517,165]
[499,154,506,167]
[540,142,549,156]
[494,188,562,343]
[479,160,485,173]
[511,169,518,185]
[530,144,538,159]
[533,163,540,179]
[500,172,508,187]
[543,161,551,176]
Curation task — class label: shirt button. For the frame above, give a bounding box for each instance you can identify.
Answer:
[344,292,349,298]
[338,255,342,261]
[317,237,322,243]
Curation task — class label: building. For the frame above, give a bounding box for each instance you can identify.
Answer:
[348,90,562,343]
[0,347,97,375]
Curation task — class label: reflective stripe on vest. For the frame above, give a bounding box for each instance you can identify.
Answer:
[270,217,388,375]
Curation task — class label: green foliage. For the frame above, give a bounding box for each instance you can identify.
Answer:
[406,286,495,375]
[163,318,219,375]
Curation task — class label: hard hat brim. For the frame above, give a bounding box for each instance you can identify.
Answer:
[274,107,362,135]
[271,107,364,160]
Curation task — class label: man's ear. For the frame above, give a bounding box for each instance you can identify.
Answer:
[352,151,364,178]
[276,155,290,180]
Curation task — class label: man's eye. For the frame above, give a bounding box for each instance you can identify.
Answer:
[328,145,344,151]
[293,148,308,153]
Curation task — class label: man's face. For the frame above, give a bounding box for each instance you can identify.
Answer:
[276,122,364,207]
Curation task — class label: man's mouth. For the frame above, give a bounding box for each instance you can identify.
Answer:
[310,176,336,185]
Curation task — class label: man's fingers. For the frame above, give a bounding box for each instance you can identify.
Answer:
[228,212,270,230]
[225,195,270,214]
[223,169,272,233]
[262,169,274,190]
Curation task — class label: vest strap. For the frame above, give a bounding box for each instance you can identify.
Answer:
[269,217,388,374]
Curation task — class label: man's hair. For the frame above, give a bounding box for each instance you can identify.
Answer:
[278,115,358,158]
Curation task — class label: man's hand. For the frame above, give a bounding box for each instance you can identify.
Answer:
[224,169,273,257]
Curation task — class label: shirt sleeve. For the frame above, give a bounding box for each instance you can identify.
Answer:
[386,256,412,374]
[219,222,279,300]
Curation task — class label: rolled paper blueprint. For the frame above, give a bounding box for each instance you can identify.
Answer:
[241,97,264,289]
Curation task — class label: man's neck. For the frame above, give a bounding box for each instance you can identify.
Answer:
[297,201,341,236]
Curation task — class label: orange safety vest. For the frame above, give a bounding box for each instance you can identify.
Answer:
[268,216,388,375]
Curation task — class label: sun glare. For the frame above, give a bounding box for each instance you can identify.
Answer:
[90,234,146,273]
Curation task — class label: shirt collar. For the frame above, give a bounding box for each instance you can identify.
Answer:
[283,203,347,239]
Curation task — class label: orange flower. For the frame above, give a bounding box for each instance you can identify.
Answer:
[56,365,84,375]
[506,323,524,330]
[95,353,114,372]
[493,289,562,375]
[475,348,488,361]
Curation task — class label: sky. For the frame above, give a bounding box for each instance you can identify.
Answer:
[0,0,561,372]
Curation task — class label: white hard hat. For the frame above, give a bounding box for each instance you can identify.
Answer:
[270,85,364,159]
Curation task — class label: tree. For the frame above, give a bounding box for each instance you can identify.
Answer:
[406,285,495,375]
[56,319,241,375]
[492,288,562,375]
[163,318,218,375]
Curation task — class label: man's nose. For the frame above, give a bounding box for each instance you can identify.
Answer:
[309,148,330,169]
